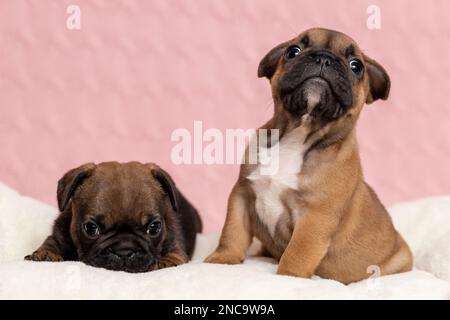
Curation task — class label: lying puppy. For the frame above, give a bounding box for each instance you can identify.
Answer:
[206,28,413,283]
[25,162,202,273]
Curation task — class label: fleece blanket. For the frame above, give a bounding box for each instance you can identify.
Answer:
[0,182,449,299]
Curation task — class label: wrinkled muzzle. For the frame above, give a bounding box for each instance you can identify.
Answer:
[278,50,353,121]
[81,234,156,273]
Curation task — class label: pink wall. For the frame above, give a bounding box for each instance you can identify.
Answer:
[1,0,449,232]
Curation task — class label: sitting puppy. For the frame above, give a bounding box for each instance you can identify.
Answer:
[206,28,413,283]
[25,162,202,273]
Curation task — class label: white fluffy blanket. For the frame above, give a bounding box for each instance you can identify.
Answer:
[0,182,449,299]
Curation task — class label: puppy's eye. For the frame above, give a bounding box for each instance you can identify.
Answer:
[349,59,364,75]
[285,46,302,60]
[82,221,100,238]
[147,220,162,237]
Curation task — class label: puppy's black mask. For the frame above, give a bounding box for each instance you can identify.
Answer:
[258,28,391,127]
[79,225,160,273]
[278,49,353,121]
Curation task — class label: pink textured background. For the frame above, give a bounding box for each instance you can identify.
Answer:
[1,0,449,232]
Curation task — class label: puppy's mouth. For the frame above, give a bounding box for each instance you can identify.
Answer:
[278,57,353,121]
[280,76,348,121]
[82,251,155,273]
[300,77,333,111]
[80,236,157,273]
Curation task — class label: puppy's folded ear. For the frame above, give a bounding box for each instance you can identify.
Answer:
[57,163,96,212]
[363,54,391,104]
[258,41,289,80]
[151,167,178,212]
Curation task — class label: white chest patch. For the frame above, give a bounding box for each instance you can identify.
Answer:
[247,125,308,236]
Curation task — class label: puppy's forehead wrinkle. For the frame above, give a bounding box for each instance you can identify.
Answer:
[345,45,355,57]
[301,35,309,46]
[77,173,163,226]
[298,28,359,54]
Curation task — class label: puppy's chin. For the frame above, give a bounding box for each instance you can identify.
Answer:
[82,252,155,273]
[281,77,345,122]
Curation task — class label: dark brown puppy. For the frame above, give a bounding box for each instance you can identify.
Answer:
[206,28,412,284]
[25,162,202,273]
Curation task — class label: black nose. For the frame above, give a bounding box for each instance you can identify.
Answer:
[114,248,137,259]
[108,243,141,259]
[313,52,334,67]
[314,55,332,67]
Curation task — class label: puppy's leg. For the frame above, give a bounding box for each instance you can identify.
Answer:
[205,185,253,264]
[379,234,413,275]
[25,209,75,262]
[150,248,189,271]
[25,236,64,262]
[277,208,338,278]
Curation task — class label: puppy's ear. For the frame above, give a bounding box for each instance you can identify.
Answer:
[363,54,391,104]
[257,41,289,79]
[151,167,178,212]
[57,163,96,212]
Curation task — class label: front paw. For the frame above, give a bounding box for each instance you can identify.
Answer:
[25,250,63,262]
[204,250,244,265]
[276,264,312,278]
[149,253,187,271]
[149,260,178,271]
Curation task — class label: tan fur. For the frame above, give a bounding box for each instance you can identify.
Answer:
[206,28,413,284]
[149,251,188,271]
